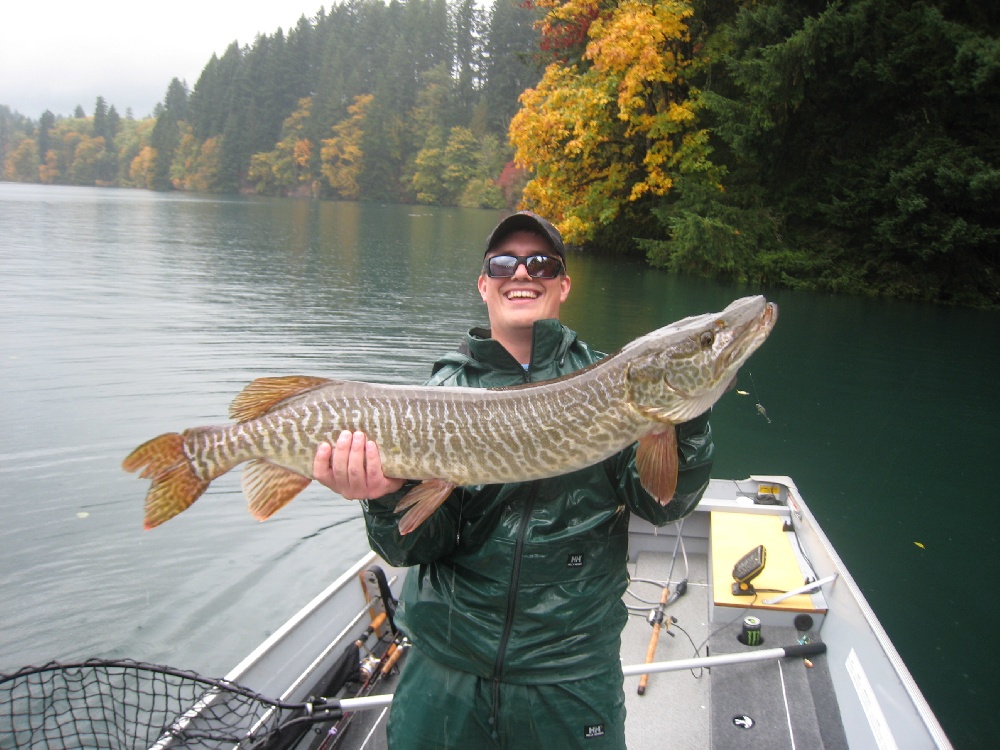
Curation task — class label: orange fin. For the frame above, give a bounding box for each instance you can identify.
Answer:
[242,459,312,520]
[123,433,211,529]
[395,479,456,535]
[229,376,333,422]
[636,427,678,505]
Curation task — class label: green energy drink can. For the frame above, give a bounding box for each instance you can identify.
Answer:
[742,616,762,646]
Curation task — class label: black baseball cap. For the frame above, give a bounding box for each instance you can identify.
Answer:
[485,211,566,260]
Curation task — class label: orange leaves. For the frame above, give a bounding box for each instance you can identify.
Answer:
[510,0,708,244]
[531,0,601,58]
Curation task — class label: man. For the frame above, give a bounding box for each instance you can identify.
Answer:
[313,212,714,748]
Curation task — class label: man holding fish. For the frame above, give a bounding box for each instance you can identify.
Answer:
[313,212,716,749]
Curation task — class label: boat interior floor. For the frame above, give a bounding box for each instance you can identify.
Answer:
[623,549,848,750]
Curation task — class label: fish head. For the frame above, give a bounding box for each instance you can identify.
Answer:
[624,296,778,423]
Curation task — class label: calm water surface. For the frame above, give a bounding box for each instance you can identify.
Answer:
[1,183,997,747]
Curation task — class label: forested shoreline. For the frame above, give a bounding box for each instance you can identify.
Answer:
[2,0,997,308]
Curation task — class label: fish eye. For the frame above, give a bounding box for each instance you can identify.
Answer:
[700,331,715,348]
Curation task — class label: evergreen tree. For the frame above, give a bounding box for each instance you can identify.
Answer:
[93,96,109,141]
[452,0,484,123]
[673,0,1000,305]
[482,0,543,133]
[107,105,121,140]
[149,78,189,190]
[37,110,56,162]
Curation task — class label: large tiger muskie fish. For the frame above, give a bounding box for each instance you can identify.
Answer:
[124,296,776,534]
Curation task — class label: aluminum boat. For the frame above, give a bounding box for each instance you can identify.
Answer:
[0,476,952,749]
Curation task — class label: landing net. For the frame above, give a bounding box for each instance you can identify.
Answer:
[0,658,315,749]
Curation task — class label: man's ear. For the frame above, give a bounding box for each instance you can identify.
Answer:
[559,273,572,302]
[477,273,488,302]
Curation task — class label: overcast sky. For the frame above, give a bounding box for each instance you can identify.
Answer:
[1,2,326,120]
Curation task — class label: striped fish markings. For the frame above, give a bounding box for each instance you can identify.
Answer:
[124,295,777,534]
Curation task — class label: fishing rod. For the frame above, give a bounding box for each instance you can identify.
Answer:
[316,632,410,749]
[631,517,689,695]
[637,584,672,695]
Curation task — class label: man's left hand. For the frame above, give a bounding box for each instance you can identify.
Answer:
[313,430,405,500]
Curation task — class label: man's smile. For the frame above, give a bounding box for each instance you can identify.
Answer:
[505,289,540,300]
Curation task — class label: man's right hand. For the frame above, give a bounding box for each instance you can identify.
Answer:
[313,430,405,501]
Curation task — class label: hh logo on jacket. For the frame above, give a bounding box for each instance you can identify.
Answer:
[567,553,584,568]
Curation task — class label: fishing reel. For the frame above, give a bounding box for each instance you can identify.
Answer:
[358,653,382,682]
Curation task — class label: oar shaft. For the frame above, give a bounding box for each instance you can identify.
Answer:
[337,693,395,711]
[622,642,826,677]
[332,643,826,712]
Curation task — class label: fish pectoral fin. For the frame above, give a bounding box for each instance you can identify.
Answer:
[636,427,678,506]
[395,479,456,535]
[242,459,312,520]
[229,376,334,421]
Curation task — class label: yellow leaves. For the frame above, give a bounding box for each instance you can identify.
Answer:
[587,0,694,121]
[321,94,373,200]
[38,150,60,184]
[284,97,313,132]
[511,0,704,245]
[4,138,39,182]
[293,139,312,169]
[129,146,158,189]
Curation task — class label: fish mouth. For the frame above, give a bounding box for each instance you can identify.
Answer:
[761,301,778,328]
[713,301,778,379]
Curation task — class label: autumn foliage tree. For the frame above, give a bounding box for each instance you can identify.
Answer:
[4,137,39,182]
[321,94,373,200]
[3,0,539,208]
[248,97,317,195]
[510,0,716,246]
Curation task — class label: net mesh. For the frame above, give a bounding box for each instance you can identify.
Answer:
[0,659,314,749]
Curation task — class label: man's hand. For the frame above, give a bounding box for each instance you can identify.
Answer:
[313,430,405,500]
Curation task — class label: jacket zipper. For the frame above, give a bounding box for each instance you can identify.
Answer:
[489,481,539,736]
[488,360,535,736]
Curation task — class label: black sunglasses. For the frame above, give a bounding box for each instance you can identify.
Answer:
[484,254,564,279]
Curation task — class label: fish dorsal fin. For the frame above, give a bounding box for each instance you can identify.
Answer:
[229,376,333,421]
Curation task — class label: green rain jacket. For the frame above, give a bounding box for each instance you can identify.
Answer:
[363,319,714,685]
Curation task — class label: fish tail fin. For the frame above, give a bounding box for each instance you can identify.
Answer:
[395,479,456,535]
[122,433,211,529]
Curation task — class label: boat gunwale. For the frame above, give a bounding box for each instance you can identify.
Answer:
[763,475,953,749]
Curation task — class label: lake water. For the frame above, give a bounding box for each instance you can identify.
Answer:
[1,183,997,747]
